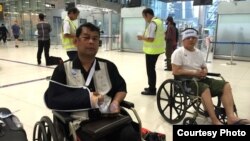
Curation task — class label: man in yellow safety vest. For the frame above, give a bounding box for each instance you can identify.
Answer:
[137,8,165,95]
[62,7,80,60]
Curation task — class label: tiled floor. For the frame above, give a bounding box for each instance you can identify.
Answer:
[1,41,250,141]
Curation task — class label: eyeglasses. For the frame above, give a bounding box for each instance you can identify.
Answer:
[79,36,99,42]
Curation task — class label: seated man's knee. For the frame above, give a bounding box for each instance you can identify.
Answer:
[200,88,211,97]
[223,83,231,91]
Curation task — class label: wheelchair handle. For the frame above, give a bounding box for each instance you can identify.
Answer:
[120,101,134,109]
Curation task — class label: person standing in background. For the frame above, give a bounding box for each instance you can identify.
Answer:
[173,22,179,47]
[11,20,20,48]
[36,13,52,65]
[0,24,9,45]
[137,8,165,95]
[62,7,80,60]
[164,16,177,71]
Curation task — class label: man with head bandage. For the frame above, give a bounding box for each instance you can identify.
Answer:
[170,28,250,125]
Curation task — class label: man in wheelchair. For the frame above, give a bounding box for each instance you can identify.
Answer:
[44,23,139,141]
[171,28,250,125]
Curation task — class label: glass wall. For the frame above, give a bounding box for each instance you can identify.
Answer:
[2,0,57,45]
[140,0,219,35]
[1,0,223,49]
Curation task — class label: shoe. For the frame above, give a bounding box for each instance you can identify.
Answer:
[164,59,167,61]
[15,45,18,48]
[144,87,157,92]
[38,60,41,65]
[141,90,156,95]
[230,119,250,125]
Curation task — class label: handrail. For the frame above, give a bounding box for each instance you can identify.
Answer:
[209,41,250,65]
[210,41,250,45]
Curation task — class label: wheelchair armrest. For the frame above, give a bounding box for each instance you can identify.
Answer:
[52,111,74,124]
[120,101,134,109]
[207,72,221,77]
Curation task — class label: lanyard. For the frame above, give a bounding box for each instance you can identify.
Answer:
[85,59,96,87]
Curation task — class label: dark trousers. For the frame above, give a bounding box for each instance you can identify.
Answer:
[146,54,160,92]
[37,40,50,64]
[165,42,176,69]
[67,51,77,61]
[77,124,139,141]
[0,35,7,43]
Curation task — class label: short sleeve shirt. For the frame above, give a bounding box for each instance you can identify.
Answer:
[63,20,71,34]
[11,24,20,35]
[146,22,156,38]
[171,47,206,70]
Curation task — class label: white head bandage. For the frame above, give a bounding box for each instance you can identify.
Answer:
[182,29,198,40]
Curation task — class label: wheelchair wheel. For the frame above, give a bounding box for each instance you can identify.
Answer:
[40,116,58,141]
[192,96,221,117]
[33,121,48,141]
[183,117,197,125]
[157,79,187,124]
[215,107,227,124]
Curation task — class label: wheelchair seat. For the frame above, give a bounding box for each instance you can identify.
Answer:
[33,101,142,141]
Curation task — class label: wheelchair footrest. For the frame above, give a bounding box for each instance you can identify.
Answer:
[79,115,131,139]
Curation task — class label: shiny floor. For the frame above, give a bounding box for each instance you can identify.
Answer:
[1,41,250,141]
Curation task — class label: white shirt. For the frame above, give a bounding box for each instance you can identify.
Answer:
[146,21,156,38]
[171,47,206,70]
[63,20,71,34]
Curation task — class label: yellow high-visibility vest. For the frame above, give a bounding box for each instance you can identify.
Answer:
[62,16,77,51]
[143,17,165,54]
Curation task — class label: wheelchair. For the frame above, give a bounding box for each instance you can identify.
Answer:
[156,73,237,125]
[32,101,142,141]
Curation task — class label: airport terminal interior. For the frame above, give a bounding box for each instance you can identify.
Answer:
[1,0,250,141]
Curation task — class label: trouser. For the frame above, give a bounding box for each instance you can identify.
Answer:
[37,40,50,64]
[0,35,7,43]
[67,51,78,60]
[145,54,160,92]
[165,42,176,69]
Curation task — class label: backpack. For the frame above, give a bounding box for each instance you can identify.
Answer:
[0,108,28,141]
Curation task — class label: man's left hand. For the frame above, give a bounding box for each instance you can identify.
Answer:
[109,100,120,113]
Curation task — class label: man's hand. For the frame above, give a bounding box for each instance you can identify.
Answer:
[195,69,207,79]
[92,92,104,106]
[137,35,143,40]
[109,100,120,113]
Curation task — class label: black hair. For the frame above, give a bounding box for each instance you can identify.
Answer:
[167,16,173,23]
[181,27,198,34]
[67,7,80,14]
[142,8,154,16]
[39,13,45,20]
[76,22,100,37]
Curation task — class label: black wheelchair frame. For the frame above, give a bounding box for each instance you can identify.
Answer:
[156,73,237,125]
[32,101,142,141]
